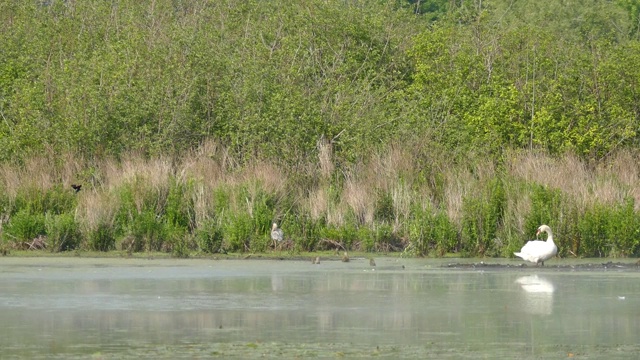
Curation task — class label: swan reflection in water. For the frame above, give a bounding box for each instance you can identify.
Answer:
[271,273,284,292]
[515,275,555,315]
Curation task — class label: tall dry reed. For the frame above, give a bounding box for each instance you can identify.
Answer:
[2,140,639,256]
[508,150,640,209]
[443,158,497,225]
[343,168,374,225]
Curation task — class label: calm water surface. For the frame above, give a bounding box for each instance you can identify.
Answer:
[1,257,639,359]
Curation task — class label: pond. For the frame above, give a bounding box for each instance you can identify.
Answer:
[1,257,639,359]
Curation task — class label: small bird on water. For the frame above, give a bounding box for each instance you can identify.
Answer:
[271,223,284,250]
[313,256,320,264]
[369,258,376,267]
[342,251,350,262]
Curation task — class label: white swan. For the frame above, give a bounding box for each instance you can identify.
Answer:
[514,225,558,266]
[271,223,284,249]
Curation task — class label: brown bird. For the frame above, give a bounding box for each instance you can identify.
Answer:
[369,258,376,267]
[341,251,350,262]
[313,256,320,264]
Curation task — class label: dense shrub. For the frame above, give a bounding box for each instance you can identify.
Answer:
[524,185,564,236]
[223,212,253,252]
[88,223,116,252]
[461,178,505,256]
[578,199,640,257]
[165,223,190,258]
[406,203,457,256]
[284,213,322,252]
[13,186,76,216]
[578,204,610,257]
[3,209,45,243]
[321,223,359,251]
[194,219,224,254]
[164,179,194,230]
[607,198,640,256]
[45,213,81,252]
[374,191,395,223]
[128,210,166,252]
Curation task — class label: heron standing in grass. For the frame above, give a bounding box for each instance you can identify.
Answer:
[271,223,284,250]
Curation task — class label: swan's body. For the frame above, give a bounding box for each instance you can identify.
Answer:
[271,223,283,249]
[514,225,557,266]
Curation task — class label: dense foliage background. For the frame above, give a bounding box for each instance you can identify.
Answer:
[1,0,640,257]
[3,0,639,163]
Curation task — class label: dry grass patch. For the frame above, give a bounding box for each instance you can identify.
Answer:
[443,159,496,225]
[77,191,118,230]
[343,171,374,225]
[317,136,334,180]
[307,187,329,221]
[182,139,233,189]
[509,150,640,209]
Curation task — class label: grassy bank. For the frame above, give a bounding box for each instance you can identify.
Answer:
[1,142,639,258]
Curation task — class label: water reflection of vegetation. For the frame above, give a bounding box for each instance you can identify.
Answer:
[2,260,640,359]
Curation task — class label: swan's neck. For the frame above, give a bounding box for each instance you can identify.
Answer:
[546,233,555,244]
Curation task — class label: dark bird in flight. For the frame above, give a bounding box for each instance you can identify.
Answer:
[71,184,82,193]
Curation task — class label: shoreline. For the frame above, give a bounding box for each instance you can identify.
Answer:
[2,251,639,272]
